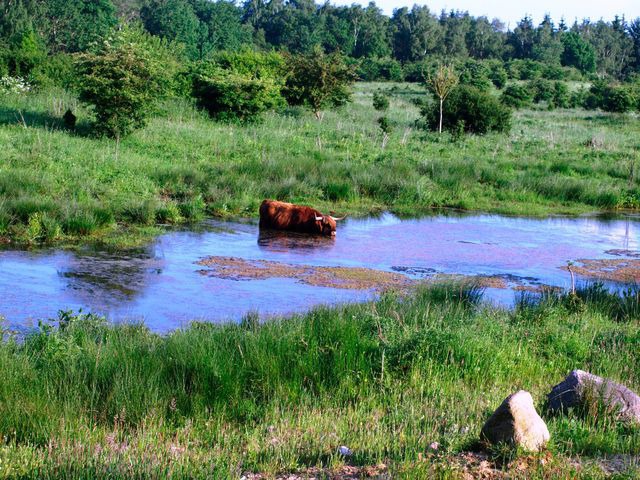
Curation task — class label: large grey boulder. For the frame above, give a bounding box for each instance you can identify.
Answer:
[547,370,640,423]
[480,390,550,452]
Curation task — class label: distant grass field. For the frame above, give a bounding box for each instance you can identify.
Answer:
[0,283,638,478]
[0,82,639,246]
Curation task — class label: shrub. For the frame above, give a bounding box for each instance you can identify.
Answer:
[402,61,426,82]
[6,30,46,77]
[501,84,532,108]
[458,60,492,91]
[506,59,544,80]
[0,47,8,78]
[30,54,75,89]
[541,64,565,80]
[357,57,403,81]
[192,50,286,123]
[284,47,357,119]
[568,87,588,108]
[75,26,180,139]
[527,78,555,103]
[377,116,392,134]
[583,80,637,112]
[423,85,512,134]
[552,81,570,108]
[584,79,609,110]
[603,86,636,113]
[372,92,389,111]
[488,62,508,89]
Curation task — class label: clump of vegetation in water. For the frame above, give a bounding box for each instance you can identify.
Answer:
[0,283,638,477]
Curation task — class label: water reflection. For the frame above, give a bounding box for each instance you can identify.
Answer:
[257,229,336,252]
[59,248,164,305]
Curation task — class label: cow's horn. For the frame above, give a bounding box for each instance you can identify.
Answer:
[330,215,347,221]
[315,216,323,221]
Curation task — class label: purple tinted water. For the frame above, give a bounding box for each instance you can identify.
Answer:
[0,213,638,332]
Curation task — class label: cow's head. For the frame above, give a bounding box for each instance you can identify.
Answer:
[314,214,346,236]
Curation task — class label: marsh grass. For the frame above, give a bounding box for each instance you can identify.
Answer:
[0,284,639,478]
[0,83,639,246]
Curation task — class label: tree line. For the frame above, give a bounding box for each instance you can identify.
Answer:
[2,0,640,82]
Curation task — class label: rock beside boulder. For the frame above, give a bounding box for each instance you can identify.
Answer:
[481,390,550,452]
[547,370,640,423]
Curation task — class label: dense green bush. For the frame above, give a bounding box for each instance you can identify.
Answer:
[372,91,389,111]
[0,46,9,77]
[402,61,425,82]
[192,50,286,122]
[457,60,491,91]
[552,81,570,108]
[541,64,565,80]
[527,78,555,103]
[506,59,543,80]
[356,57,403,81]
[30,53,75,89]
[602,86,636,113]
[284,47,357,119]
[501,84,532,108]
[5,29,46,77]
[583,80,638,112]
[75,26,180,138]
[423,85,512,134]
[568,87,589,108]
[488,61,508,89]
[584,79,609,110]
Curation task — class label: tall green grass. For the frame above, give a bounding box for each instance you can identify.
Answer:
[0,284,638,478]
[0,83,639,245]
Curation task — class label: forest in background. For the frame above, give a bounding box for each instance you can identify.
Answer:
[1,0,640,84]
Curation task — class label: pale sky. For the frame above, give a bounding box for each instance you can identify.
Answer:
[333,0,640,29]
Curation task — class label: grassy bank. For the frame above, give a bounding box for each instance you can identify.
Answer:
[0,284,639,478]
[0,83,639,246]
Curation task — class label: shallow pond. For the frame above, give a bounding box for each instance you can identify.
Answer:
[1,212,639,332]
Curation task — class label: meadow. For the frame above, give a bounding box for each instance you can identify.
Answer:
[0,82,639,247]
[0,283,638,478]
[1,81,640,478]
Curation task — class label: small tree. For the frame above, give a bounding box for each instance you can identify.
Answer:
[75,26,179,139]
[284,47,357,120]
[428,64,459,134]
[561,32,596,74]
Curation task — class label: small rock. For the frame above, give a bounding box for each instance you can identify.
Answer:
[337,445,352,457]
[547,370,640,423]
[480,390,550,452]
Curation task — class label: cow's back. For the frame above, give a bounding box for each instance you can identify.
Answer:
[259,200,318,233]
